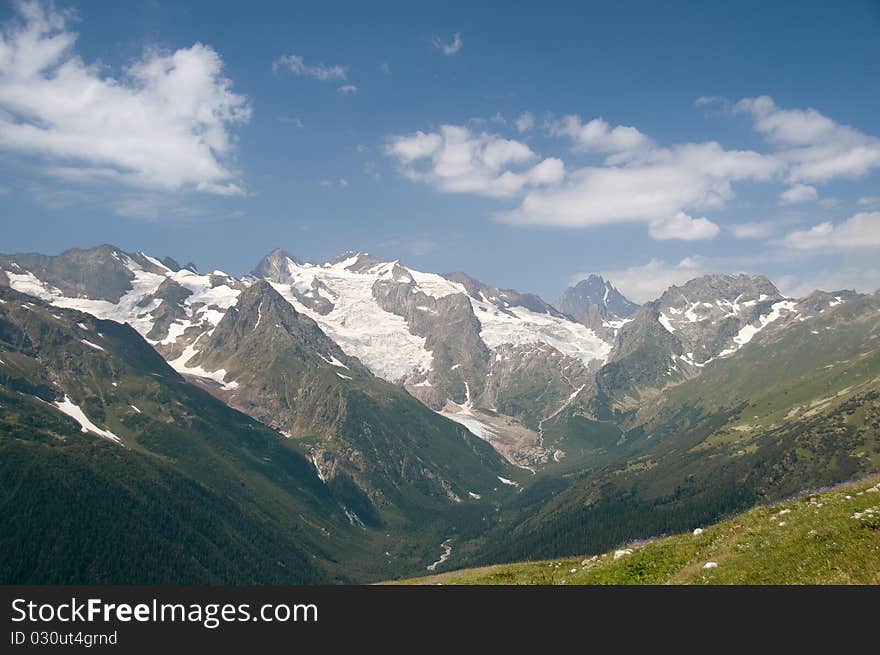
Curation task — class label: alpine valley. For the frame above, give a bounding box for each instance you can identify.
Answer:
[1,245,879,583]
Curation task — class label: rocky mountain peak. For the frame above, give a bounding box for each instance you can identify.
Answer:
[659,273,782,308]
[252,248,301,283]
[332,251,383,272]
[558,274,639,323]
[443,271,563,317]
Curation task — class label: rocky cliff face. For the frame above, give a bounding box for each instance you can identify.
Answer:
[558,274,639,322]
[182,280,509,519]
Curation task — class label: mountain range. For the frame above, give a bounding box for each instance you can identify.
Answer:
[1,244,878,582]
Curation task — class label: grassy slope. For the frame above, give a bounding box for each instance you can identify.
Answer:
[461,295,880,567]
[395,475,880,585]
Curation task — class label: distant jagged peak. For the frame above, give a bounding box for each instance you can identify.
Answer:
[559,274,639,322]
[252,248,302,282]
[794,288,861,313]
[443,271,563,317]
[323,251,384,272]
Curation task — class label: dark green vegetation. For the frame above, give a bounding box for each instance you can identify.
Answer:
[440,292,880,573]
[396,475,880,585]
[188,280,510,522]
[0,287,514,583]
[2,250,879,585]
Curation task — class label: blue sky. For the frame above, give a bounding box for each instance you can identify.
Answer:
[1,0,879,302]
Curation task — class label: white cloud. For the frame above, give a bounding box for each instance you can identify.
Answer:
[388,96,880,246]
[736,95,880,183]
[858,196,879,207]
[548,115,651,156]
[500,141,779,230]
[433,33,462,56]
[779,183,817,205]
[593,257,711,303]
[781,211,880,251]
[648,211,720,241]
[385,124,563,198]
[515,112,534,133]
[728,221,780,239]
[319,177,348,189]
[272,54,347,80]
[337,84,357,94]
[0,2,250,195]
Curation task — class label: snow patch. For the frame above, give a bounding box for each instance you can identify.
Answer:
[718,300,798,358]
[311,455,327,483]
[53,395,122,444]
[658,313,675,333]
[319,353,349,369]
[80,339,105,352]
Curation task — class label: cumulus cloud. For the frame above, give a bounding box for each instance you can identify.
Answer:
[736,95,880,183]
[779,183,818,205]
[780,212,880,251]
[433,33,462,56]
[648,211,720,241]
[385,124,563,197]
[0,1,250,195]
[272,53,347,80]
[593,257,711,303]
[548,115,651,156]
[515,112,535,133]
[387,119,778,241]
[389,96,880,245]
[500,141,779,228]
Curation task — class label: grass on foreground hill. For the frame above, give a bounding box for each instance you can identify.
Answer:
[394,475,880,585]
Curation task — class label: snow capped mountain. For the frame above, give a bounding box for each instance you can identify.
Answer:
[250,248,611,385]
[654,274,790,368]
[590,273,859,415]
[0,245,614,467]
[0,244,862,471]
[0,246,244,388]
